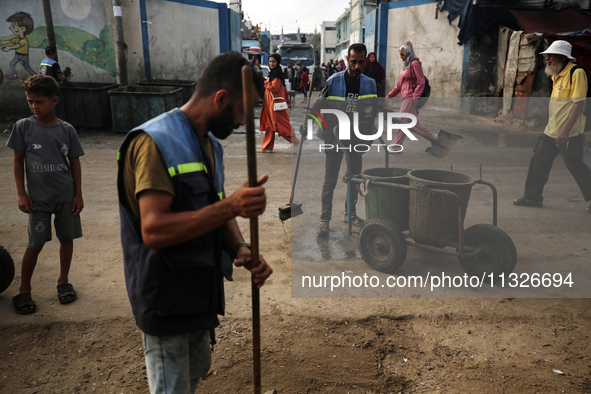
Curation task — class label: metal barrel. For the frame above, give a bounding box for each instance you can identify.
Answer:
[407,169,475,246]
[360,167,411,231]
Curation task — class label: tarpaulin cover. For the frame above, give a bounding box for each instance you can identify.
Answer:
[510,8,591,34]
[441,0,518,44]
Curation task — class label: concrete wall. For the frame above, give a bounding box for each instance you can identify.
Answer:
[141,0,221,81]
[381,1,466,99]
[320,22,337,65]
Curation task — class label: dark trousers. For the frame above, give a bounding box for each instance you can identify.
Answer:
[524,133,591,202]
[320,149,363,221]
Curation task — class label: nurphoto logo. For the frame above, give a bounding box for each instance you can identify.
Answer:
[305,108,419,153]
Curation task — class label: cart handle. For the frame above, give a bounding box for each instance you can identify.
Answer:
[356,179,371,197]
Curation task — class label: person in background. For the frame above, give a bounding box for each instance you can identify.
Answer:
[386,40,436,148]
[39,46,70,117]
[285,62,294,89]
[363,52,386,97]
[513,40,591,213]
[39,46,69,83]
[294,61,302,93]
[300,66,310,103]
[328,59,335,76]
[260,53,298,152]
[7,75,84,314]
[312,43,377,235]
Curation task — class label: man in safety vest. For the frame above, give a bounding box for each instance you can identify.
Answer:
[117,52,272,393]
[313,43,378,235]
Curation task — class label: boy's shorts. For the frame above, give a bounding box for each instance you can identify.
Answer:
[27,202,83,250]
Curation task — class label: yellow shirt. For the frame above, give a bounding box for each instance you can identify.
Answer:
[10,36,28,55]
[544,62,588,138]
[122,131,216,219]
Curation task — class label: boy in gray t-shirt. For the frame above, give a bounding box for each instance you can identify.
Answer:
[6,75,84,314]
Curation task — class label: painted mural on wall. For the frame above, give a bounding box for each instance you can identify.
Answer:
[0,12,36,81]
[0,0,115,85]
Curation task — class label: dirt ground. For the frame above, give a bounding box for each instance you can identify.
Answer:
[1,99,590,393]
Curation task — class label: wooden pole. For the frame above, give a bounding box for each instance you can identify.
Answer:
[112,0,128,86]
[41,0,57,60]
[241,66,262,394]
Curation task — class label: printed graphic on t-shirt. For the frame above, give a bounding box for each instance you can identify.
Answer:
[345,92,359,113]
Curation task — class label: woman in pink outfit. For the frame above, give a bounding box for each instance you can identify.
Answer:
[386,41,434,147]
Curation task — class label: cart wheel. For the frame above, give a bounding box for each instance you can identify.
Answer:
[0,245,15,294]
[458,224,517,277]
[358,219,407,273]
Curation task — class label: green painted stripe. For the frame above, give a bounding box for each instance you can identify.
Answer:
[327,96,346,101]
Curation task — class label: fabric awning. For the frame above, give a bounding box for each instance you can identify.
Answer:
[510,8,591,34]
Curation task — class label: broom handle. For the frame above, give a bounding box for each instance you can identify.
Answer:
[289,71,315,203]
[242,66,262,394]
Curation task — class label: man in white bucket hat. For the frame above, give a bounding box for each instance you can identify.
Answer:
[514,40,591,213]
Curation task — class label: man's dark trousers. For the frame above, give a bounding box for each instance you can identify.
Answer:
[524,133,591,202]
[320,149,363,221]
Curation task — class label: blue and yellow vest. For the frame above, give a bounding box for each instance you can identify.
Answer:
[316,71,377,143]
[39,57,58,81]
[325,70,378,101]
[117,108,226,336]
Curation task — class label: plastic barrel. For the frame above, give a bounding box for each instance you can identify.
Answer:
[138,79,197,104]
[109,85,184,133]
[407,169,475,246]
[60,82,119,128]
[360,167,411,231]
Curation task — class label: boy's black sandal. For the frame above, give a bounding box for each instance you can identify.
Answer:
[57,283,77,304]
[13,292,36,314]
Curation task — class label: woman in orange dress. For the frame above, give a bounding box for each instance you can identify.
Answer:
[260,53,298,152]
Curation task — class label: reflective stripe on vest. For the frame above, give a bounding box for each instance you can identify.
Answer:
[325,71,377,99]
[167,162,208,177]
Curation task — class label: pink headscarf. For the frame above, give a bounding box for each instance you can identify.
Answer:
[400,40,419,70]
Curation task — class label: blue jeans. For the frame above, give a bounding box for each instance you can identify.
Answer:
[142,329,211,393]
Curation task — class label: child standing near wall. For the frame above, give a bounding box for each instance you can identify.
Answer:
[6,75,85,314]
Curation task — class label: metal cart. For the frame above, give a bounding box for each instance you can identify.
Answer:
[346,167,517,278]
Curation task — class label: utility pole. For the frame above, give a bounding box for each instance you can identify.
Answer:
[112,0,128,86]
[42,0,57,60]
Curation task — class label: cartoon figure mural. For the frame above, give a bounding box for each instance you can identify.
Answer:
[0,2,115,87]
[0,11,36,79]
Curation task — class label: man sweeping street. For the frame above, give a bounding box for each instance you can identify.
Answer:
[116,52,273,393]
[313,43,378,235]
